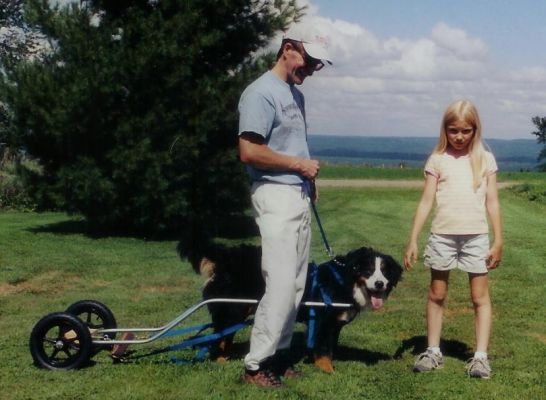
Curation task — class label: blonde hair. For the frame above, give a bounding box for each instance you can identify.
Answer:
[433,100,487,190]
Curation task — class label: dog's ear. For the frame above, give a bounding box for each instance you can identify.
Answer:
[344,247,374,268]
[383,254,404,285]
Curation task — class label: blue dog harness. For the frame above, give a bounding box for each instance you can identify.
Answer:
[306,259,351,349]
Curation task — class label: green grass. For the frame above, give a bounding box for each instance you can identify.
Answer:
[1,187,545,399]
[319,164,546,183]
[319,164,423,180]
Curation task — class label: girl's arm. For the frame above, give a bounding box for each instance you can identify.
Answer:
[485,172,503,269]
[404,173,437,270]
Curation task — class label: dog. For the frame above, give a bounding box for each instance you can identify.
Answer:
[184,243,403,373]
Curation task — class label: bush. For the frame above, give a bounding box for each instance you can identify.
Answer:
[0,150,38,210]
[2,1,302,237]
[509,183,546,204]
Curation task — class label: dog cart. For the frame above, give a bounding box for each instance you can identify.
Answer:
[29,297,353,370]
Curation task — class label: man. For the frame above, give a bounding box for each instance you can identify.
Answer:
[238,27,332,387]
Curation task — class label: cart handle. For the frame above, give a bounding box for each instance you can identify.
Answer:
[95,298,353,345]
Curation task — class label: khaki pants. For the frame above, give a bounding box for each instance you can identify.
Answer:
[244,182,311,371]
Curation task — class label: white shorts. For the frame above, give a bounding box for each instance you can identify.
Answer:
[424,233,489,274]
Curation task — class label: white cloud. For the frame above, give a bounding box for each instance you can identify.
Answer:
[431,22,488,60]
[278,3,545,139]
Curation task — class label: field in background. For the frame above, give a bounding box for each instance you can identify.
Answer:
[318,163,545,183]
[1,181,545,399]
[309,135,542,171]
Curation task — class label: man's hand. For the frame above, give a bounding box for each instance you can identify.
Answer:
[291,158,320,180]
[239,134,319,180]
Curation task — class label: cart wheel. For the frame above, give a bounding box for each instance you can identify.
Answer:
[66,300,117,351]
[29,312,93,370]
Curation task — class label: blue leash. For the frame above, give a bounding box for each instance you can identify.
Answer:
[304,180,334,258]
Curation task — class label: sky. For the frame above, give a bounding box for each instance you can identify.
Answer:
[279,0,546,139]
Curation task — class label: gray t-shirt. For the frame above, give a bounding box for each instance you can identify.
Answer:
[238,71,310,184]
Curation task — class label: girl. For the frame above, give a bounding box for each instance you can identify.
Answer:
[404,99,503,379]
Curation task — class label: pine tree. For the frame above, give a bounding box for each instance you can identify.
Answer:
[531,116,546,171]
[1,0,47,144]
[2,0,303,236]
[0,0,47,68]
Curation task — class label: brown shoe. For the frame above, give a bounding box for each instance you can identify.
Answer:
[242,369,282,388]
[271,351,303,379]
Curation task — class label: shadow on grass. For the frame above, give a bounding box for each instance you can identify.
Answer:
[334,345,391,364]
[115,340,253,366]
[27,214,259,244]
[26,218,178,240]
[393,335,473,361]
[108,333,480,370]
[27,219,98,236]
[115,330,393,368]
[288,331,391,366]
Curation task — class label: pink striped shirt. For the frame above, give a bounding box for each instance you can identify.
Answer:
[425,151,498,234]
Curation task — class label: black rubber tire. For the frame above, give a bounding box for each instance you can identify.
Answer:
[65,300,117,351]
[29,312,93,370]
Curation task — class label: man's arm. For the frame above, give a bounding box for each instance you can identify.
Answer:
[238,133,319,180]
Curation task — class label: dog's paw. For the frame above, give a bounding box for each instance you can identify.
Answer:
[314,355,335,374]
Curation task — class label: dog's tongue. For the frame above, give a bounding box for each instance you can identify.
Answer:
[371,295,384,309]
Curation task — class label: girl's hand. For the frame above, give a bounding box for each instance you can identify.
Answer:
[486,243,503,270]
[404,242,418,270]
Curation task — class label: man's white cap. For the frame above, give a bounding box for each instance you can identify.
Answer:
[283,25,333,65]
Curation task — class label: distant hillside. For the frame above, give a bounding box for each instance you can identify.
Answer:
[308,135,542,171]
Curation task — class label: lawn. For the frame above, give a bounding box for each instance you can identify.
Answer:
[319,164,545,183]
[1,185,545,399]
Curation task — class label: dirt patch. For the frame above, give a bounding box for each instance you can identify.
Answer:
[0,271,81,297]
[139,278,194,294]
[317,179,423,188]
[140,285,180,294]
[316,179,516,189]
[527,332,546,344]
[444,306,474,317]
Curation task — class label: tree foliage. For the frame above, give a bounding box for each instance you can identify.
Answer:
[0,0,47,68]
[531,116,546,171]
[1,0,46,144]
[1,0,303,236]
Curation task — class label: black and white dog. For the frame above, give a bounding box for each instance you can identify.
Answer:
[184,244,403,373]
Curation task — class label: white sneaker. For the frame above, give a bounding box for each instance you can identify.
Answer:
[466,357,492,379]
[413,350,444,372]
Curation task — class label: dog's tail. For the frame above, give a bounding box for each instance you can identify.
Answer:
[197,257,216,279]
[179,248,218,278]
[177,227,217,277]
